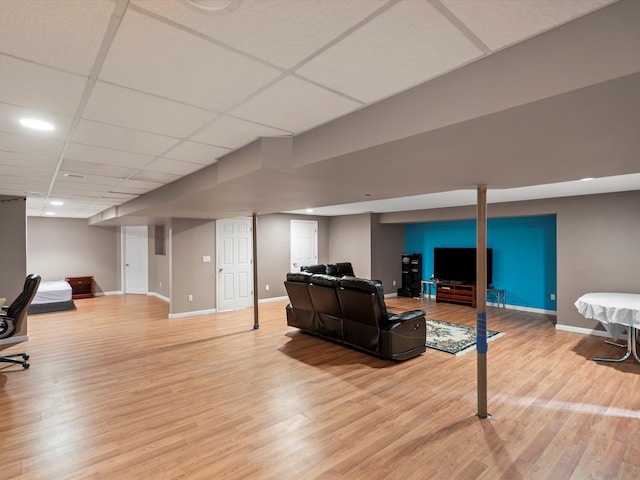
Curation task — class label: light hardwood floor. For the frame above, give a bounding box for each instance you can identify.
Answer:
[1,294,639,479]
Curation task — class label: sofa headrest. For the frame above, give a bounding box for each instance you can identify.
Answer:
[286,271,313,283]
[310,274,341,287]
[325,264,338,276]
[335,262,354,276]
[339,277,384,296]
[300,264,326,274]
[301,262,355,277]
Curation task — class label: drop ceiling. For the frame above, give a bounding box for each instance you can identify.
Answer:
[1,0,638,222]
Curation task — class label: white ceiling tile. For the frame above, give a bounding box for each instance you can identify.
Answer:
[0,55,87,116]
[0,0,114,75]
[61,159,136,179]
[0,165,53,180]
[1,180,48,195]
[55,174,120,188]
[99,8,282,111]
[145,158,205,176]
[0,131,65,158]
[0,150,58,169]
[0,178,49,189]
[441,0,616,51]
[50,185,111,197]
[231,76,362,133]
[133,0,388,69]
[116,178,167,192]
[129,170,181,184]
[191,115,290,149]
[296,0,484,103]
[0,100,73,142]
[83,82,216,138]
[73,119,180,156]
[163,141,228,164]
[65,143,155,169]
[99,192,139,201]
[24,197,49,209]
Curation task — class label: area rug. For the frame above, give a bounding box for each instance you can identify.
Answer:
[426,319,504,355]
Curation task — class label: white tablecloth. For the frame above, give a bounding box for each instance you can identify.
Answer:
[575,292,640,340]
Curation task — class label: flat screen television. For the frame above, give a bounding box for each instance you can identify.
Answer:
[433,247,493,284]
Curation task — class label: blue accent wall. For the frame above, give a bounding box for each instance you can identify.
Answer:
[405,215,556,311]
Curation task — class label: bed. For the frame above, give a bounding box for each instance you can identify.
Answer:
[28,280,76,314]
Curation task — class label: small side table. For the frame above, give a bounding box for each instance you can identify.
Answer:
[66,276,94,299]
[487,287,506,308]
[421,280,437,299]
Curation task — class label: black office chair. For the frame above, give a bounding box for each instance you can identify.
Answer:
[0,274,41,369]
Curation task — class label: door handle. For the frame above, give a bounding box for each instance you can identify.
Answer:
[218,268,223,273]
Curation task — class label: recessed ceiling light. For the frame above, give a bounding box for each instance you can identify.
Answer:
[64,173,84,179]
[19,118,55,131]
[305,208,314,213]
[579,177,595,182]
[45,212,56,216]
[50,200,64,206]
[185,0,239,12]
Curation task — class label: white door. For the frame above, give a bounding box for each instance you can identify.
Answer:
[122,226,148,294]
[290,220,317,272]
[216,218,253,311]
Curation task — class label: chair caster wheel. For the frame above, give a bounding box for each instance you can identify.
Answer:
[24,355,29,361]
[23,363,30,369]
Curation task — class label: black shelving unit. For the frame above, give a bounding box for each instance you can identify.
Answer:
[397,253,422,297]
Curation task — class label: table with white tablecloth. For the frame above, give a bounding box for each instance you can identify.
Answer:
[575,292,640,363]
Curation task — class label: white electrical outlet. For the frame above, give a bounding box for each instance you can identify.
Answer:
[188,294,193,302]
[550,293,556,300]
[392,280,396,286]
[159,282,162,288]
[266,284,270,291]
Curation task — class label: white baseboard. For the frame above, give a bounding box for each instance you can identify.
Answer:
[95,291,122,296]
[148,292,170,303]
[501,304,557,315]
[555,324,622,338]
[384,292,399,298]
[169,308,217,319]
[259,295,288,304]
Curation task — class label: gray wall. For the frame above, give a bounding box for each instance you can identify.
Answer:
[370,214,405,293]
[558,192,640,330]
[27,217,118,294]
[0,197,27,305]
[170,219,215,315]
[328,214,372,279]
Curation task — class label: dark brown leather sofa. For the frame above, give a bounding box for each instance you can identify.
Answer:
[284,265,426,360]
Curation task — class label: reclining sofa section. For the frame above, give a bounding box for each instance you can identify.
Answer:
[284,270,426,361]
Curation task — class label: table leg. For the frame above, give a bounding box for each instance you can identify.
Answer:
[594,327,640,363]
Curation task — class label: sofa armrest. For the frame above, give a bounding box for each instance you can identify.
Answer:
[388,310,425,323]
